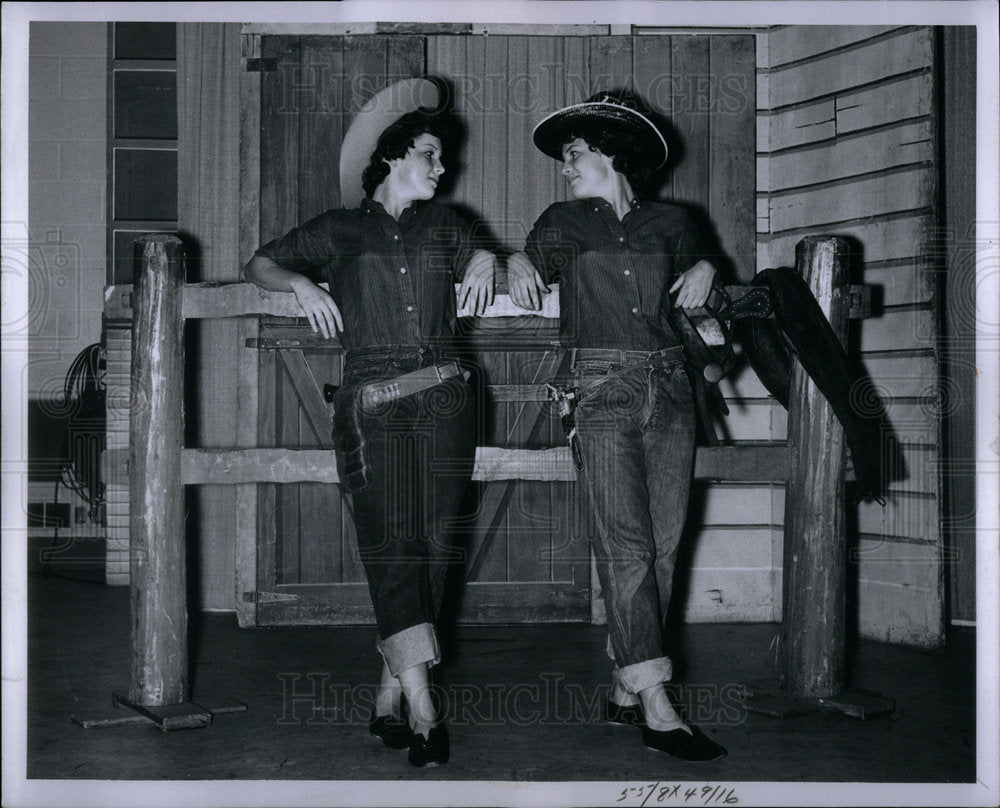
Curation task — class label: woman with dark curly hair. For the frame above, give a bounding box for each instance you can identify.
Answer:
[508,91,727,761]
[243,79,495,768]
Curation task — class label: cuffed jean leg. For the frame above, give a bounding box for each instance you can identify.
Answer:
[349,376,475,647]
[576,365,694,689]
[378,622,441,676]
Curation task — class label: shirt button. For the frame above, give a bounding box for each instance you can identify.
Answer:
[624,270,630,276]
[618,236,624,242]
[632,307,639,314]
[406,306,414,312]
[400,267,407,274]
[393,234,399,240]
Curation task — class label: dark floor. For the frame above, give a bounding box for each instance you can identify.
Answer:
[26,574,977,789]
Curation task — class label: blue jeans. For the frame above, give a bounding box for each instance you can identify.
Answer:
[337,347,476,676]
[572,350,695,694]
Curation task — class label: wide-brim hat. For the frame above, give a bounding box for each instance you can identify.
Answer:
[532,92,668,169]
[339,77,440,208]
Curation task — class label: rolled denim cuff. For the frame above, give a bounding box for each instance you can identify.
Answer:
[377,622,440,677]
[614,656,674,694]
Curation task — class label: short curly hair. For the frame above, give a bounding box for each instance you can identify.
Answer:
[361,109,453,198]
[560,126,655,194]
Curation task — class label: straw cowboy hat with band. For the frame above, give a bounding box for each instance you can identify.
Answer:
[532,92,669,169]
[339,77,442,209]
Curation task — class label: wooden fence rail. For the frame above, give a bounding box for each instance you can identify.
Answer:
[124,232,847,710]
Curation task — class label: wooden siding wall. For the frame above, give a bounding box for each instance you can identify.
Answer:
[758,26,944,647]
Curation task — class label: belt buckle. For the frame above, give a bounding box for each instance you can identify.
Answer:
[433,363,448,382]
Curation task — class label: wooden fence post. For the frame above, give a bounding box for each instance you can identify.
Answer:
[128,235,187,706]
[780,236,851,699]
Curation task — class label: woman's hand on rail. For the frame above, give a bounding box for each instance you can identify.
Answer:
[670,260,717,309]
[507,251,549,311]
[458,249,497,316]
[289,275,343,339]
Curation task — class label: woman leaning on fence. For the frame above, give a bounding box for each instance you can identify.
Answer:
[242,79,495,768]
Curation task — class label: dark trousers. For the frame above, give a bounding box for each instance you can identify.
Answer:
[340,349,476,675]
[572,352,695,694]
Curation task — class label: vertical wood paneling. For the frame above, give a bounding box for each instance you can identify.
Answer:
[298,37,343,219]
[669,37,710,210]
[483,36,512,241]
[589,36,634,94]
[526,36,561,239]
[505,38,534,245]
[633,34,673,204]
[260,36,300,242]
[709,36,756,281]
[255,344,278,597]
[277,367,299,582]
[557,36,590,206]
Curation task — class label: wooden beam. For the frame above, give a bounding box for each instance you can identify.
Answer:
[115,281,562,320]
[126,279,749,325]
[183,449,341,485]
[179,444,794,486]
[182,282,304,319]
[129,236,188,707]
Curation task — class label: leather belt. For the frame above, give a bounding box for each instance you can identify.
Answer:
[570,346,684,371]
[360,361,466,409]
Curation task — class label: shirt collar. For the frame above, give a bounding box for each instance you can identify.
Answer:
[360,196,425,220]
[586,196,641,210]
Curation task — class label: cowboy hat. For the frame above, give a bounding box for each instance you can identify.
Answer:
[532,92,668,169]
[339,77,441,208]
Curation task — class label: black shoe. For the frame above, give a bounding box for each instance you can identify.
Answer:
[408,724,450,768]
[605,698,645,727]
[369,710,413,750]
[642,724,727,761]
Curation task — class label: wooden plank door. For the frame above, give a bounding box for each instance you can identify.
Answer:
[252,34,426,624]
[244,31,756,626]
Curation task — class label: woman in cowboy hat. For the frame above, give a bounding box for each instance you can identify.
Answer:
[507,91,727,761]
[243,78,495,768]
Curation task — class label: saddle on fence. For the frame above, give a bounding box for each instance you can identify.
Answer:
[670,270,887,503]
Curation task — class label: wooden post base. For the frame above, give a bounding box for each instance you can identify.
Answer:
[71,693,247,731]
[742,678,895,720]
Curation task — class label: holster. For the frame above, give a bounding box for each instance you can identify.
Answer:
[545,383,585,472]
[331,384,372,493]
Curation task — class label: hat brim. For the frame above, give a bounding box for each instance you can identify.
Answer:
[532,102,668,169]
[339,78,440,209]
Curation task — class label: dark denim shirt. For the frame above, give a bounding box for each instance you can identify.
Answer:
[524,198,710,350]
[255,198,475,352]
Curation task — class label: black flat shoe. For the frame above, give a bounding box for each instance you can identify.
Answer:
[642,724,727,761]
[408,724,449,768]
[369,711,413,750]
[605,698,645,727]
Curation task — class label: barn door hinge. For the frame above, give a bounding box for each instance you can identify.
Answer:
[242,590,300,603]
[244,57,278,73]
